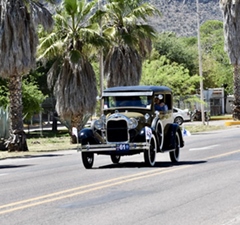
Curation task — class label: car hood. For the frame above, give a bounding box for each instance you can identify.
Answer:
[106,111,147,125]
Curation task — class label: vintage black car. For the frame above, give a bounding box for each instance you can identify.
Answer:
[78,86,184,169]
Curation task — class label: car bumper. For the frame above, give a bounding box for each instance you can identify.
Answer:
[79,142,150,152]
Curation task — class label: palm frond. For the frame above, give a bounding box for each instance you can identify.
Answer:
[31,1,54,32]
[54,13,71,30]
[37,39,64,60]
[74,0,98,29]
[64,0,78,16]
[81,0,98,18]
[80,24,107,47]
[55,57,97,119]
[129,3,161,22]
[105,45,142,87]
[47,57,62,90]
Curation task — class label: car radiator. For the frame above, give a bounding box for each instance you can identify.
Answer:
[106,120,128,142]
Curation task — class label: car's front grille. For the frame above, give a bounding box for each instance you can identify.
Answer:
[106,120,128,142]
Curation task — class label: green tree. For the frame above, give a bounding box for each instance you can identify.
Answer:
[102,0,161,87]
[0,78,8,107]
[38,0,104,142]
[220,0,240,120]
[22,80,46,122]
[0,0,54,151]
[141,55,200,97]
[0,77,46,122]
[153,32,198,76]
[200,20,232,93]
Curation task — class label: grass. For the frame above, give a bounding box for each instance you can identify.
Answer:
[0,130,78,160]
[184,124,227,133]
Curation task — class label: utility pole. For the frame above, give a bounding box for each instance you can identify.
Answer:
[98,0,104,115]
[196,0,205,125]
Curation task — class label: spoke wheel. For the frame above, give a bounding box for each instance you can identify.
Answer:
[144,133,157,167]
[169,132,180,163]
[110,155,121,164]
[82,152,94,169]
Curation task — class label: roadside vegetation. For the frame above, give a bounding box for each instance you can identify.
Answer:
[0,130,76,159]
[185,124,227,134]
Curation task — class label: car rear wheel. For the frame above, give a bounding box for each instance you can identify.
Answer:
[82,152,94,169]
[174,116,183,125]
[169,132,180,163]
[144,133,157,166]
[110,155,121,164]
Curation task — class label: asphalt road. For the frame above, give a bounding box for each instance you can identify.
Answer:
[0,126,240,225]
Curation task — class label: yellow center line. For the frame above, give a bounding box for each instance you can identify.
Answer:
[0,168,165,210]
[0,166,188,215]
[202,149,240,161]
[1,149,240,215]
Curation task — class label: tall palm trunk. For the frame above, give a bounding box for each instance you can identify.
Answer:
[220,0,240,120]
[233,65,240,120]
[70,114,83,144]
[7,74,28,151]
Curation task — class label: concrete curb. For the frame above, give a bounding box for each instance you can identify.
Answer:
[224,121,240,126]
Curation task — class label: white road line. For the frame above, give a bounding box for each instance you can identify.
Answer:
[189,144,219,151]
[0,174,8,176]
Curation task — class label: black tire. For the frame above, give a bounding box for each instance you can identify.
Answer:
[169,132,180,163]
[144,133,157,167]
[156,121,163,150]
[174,116,183,125]
[82,152,94,169]
[110,155,121,164]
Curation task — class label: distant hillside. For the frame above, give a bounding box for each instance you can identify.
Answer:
[46,0,223,37]
[148,0,223,36]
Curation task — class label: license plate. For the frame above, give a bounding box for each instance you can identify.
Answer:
[116,144,129,151]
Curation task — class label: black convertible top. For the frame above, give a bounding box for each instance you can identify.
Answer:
[104,85,172,93]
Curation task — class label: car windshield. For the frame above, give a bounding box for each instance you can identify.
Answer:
[104,95,152,109]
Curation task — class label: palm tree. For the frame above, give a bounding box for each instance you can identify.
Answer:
[0,0,54,151]
[220,0,240,120]
[38,0,105,142]
[102,0,161,87]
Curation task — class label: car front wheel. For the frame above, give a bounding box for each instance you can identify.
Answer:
[144,133,157,167]
[82,152,94,169]
[169,132,180,163]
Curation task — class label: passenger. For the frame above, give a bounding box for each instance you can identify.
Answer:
[154,98,168,111]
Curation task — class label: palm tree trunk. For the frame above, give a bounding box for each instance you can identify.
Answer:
[233,64,240,120]
[70,114,84,144]
[7,74,28,151]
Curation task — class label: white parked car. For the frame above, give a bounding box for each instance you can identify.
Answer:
[173,107,191,125]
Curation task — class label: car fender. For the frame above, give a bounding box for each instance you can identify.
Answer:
[78,128,101,145]
[134,126,155,143]
[163,123,184,150]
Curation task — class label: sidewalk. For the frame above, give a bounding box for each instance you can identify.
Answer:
[185,118,240,127]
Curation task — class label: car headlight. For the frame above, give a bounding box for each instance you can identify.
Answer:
[94,119,104,130]
[94,114,106,130]
[128,118,138,129]
[145,113,150,122]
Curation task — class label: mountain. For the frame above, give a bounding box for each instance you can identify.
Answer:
[46,0,223,37]
[148,0,223,36]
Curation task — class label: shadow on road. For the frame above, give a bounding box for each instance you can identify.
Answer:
[96,160,206,169]
[0,164,33,169]
[24,154,65,158]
